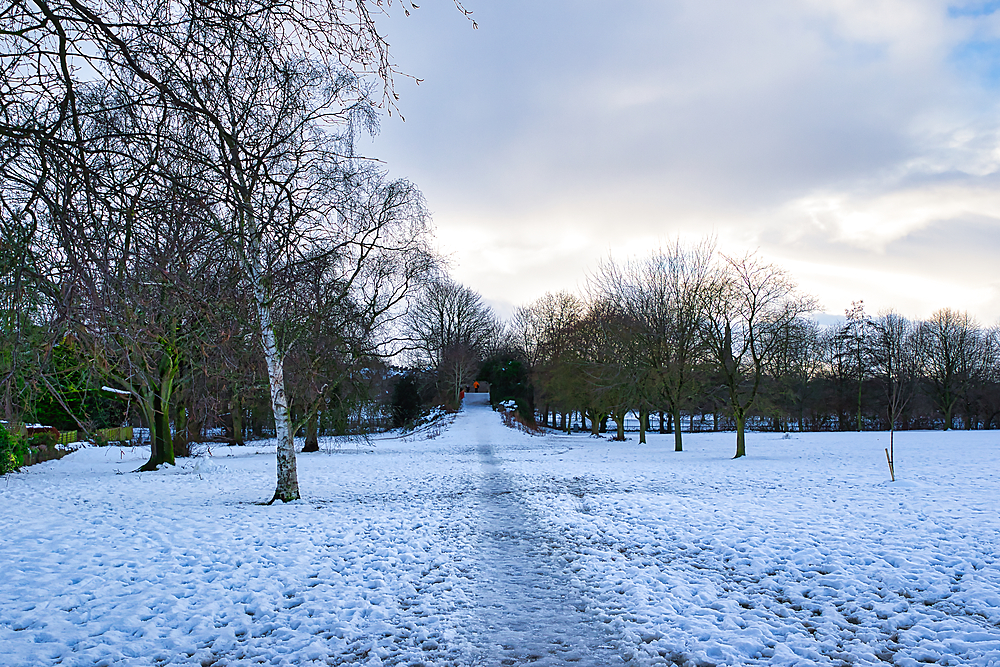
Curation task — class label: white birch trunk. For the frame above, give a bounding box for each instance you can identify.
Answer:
[257,297,299,502]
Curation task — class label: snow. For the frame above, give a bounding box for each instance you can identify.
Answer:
[2,393,999,666]
[100,386,132,397]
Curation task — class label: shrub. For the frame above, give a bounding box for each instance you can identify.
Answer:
[391,374,424,428]
[479,355,534,424]
[0,424,28,474]
[496,399,540,435]
[27,432,57,449]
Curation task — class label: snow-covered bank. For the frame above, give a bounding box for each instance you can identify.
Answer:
[2,396,999,666]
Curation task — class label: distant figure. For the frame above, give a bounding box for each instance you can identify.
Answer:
[473,381,480,392]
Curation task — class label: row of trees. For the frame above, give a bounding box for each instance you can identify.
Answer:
[1,0,473,499]
[501,240,1000,458]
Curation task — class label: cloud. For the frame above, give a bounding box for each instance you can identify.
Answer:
[367,0,1000,322]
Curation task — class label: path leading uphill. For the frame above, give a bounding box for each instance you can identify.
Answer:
[459,393,625,665]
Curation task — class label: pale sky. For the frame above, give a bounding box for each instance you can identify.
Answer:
[364,0,1000,324]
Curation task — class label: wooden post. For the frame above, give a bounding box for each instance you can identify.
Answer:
[884,434,895,482]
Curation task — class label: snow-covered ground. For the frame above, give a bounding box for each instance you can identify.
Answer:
[2,393,999,666]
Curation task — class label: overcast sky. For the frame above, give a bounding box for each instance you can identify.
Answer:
[363,0,1000,324]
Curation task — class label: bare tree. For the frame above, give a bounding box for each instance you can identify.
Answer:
[569,299,640,441]
[3,0,468,501]
[590,239,715,449]
[703,253,817,458]
[763,315,823,432]
[3,81,224,469]
[405,277,498,408]
[510,291,585,427]
[918,308,988,430]
[835,301,871,431]
[869,311,921,480]
[279,179,434,450]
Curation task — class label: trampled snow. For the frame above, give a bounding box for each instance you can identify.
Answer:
[2,393,999,666]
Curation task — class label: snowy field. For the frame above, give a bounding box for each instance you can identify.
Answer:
[3,393,1000,666]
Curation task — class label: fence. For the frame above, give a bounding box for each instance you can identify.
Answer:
[54,427,133,446]
[537,411,738,433]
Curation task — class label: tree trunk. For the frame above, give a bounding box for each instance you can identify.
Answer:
[251,405,262,437]
[565,412,572,435]
[187,404,201,446]
[137,389,158,469]
[857,380,863,432]
[672,408,683,452]
[174,402,189,458]
[734,411,746,458]
[302,410,319,452]
[613,411,625,441]
[232,396,245,446]
[658,411,666,434]
[155,394,172,463]
[638,408,647,444]
[259,303,299,503]
[139,370,176,471]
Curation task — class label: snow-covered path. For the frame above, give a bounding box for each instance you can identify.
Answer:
[461,393,623,664]
[3,395,1000,666]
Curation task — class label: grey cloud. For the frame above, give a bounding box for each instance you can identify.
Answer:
[366,1,1000,320]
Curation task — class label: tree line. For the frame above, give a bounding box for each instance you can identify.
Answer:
[491,240,1000,458]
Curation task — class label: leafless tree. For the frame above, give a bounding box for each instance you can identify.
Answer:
[829,301,872,431]
[762,315,823,432]
[590,239,715,448]
[279,180,434,450]
[405,277,498,408]
[918,308,989,430]
[703,252,817,458]
[869,310,921,479]
[510,291,584,427]
[569,299,641,441]
[2,81,224,468]
[3,0,468,501]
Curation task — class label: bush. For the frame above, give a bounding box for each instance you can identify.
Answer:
[0,424,28,474]
[480,355,534,424]
[27,432,57,449]
[391,374,424,428]
[496,399,540,435]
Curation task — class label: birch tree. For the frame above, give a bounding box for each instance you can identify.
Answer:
[4,0,466,500]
